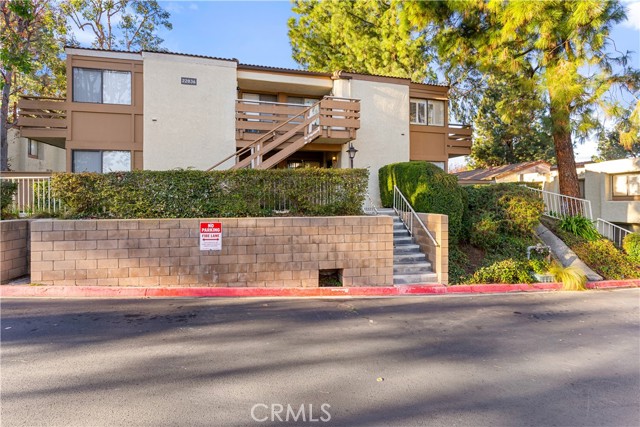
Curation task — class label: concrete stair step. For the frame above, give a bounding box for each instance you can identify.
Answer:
[394,253,427,264]
[393,262,432,275]
[393,244,422,254]
[393,236,414,245]
[394,272,439,285]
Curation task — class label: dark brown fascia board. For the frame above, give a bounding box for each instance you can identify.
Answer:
[238,63,332,77]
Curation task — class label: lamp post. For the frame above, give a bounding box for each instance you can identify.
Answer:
[346,143,358,169]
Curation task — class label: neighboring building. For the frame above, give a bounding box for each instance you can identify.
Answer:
[457,159,639,231]
[547,158,640,231]
[5,128,65,173]
[17,47,472,204]
[454,161,552,186]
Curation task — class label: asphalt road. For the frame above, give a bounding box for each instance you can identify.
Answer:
[1,290,639,427]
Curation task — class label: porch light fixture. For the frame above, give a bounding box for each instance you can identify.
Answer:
[347,143,358,169]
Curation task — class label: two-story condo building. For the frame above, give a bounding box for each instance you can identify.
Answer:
[18,47,472,204]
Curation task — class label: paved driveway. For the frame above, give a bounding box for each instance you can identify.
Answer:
[1,290,639,426]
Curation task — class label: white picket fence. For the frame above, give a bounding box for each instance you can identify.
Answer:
[1,176,62,214]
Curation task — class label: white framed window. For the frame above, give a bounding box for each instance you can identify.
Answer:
[612,173,640,200]
[410,98,445,126]
[72,68,131,105]
[72,150,131,173]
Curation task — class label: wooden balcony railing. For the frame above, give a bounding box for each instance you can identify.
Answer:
[17,96,67,146]
[236,96,360,145]
[210,97,360,170]
[447,123,472,155]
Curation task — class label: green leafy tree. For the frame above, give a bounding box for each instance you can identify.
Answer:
[470,77,555,168]
[0,0,67,171]
[288,0,434,83]
[403,0,639,197]
[64,0,172,51]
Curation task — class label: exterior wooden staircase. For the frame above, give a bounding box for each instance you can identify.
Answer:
[208,96,360,171]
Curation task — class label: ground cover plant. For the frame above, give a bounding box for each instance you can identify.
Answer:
[542,217,640,280]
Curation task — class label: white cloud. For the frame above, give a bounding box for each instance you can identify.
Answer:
[188,3,199,11]
[622,0,640,31]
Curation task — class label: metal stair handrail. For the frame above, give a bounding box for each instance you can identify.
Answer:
[524,187,593,220]
[207,99,322,171]
[363,193,378,215]
[393,185,439,247]
[596,218,632,248]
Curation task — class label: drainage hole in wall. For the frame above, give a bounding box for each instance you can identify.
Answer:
[319,269,343,287]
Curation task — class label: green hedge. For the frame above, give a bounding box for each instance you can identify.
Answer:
[1,180,18,214]
[51,169,369,219]
[378,161,465,242]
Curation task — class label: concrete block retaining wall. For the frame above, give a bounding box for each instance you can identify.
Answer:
[30,216,394,287]
[415,213,448,285]
[1,220,30,283]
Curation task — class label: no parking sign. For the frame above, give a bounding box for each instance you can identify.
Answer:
[199,222,222,251]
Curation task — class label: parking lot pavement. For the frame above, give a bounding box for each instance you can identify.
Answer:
[1,290,639,426]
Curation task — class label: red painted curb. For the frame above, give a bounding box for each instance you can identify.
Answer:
[0,280,637,298]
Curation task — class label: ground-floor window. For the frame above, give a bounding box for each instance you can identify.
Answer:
[612,172,640,200]
[72,150,131,173]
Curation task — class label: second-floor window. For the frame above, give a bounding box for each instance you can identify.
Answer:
[73,67,131,105]
[410,98,445,126]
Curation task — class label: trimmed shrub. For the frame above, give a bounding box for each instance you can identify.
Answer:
[467,258,534,284]
[52,168,369,219]
[622,233,640,264]
[469,213,501,250]
[558,215,600,241]
[1,180,18,214]
[378,161,465,242]
[463,183,544,240]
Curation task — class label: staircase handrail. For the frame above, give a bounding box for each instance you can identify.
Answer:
[596,218,632,248]
[363,193,378,215]
[207,99,322,171]
[393,185,438,247]
[524,186,593,220]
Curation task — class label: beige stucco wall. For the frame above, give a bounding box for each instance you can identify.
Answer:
[142,52,237,170]
[584,158,640,225]
[6,128,65,172]
[333,78,410,205]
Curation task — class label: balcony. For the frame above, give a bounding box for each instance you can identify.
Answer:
[447,123,472,156]
[235,96,360,148]
[17,96,67,148]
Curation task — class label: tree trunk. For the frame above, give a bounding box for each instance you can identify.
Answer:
[1,69,12,171]
[549,94,580,199]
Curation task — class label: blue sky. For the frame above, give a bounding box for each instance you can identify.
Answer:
[72,0,640,162]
